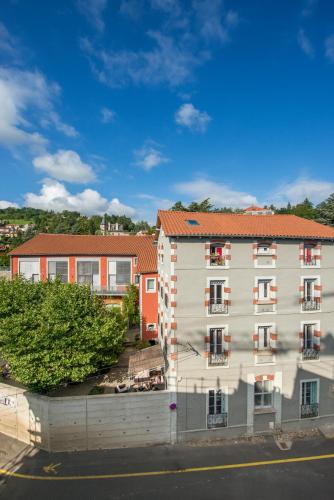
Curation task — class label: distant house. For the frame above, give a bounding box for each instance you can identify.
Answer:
[9,234,158,341]
[243,205,274,215]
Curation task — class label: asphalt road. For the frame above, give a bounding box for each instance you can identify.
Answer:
[1,434,334,500]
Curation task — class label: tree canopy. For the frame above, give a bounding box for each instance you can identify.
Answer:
[0,278,126,392]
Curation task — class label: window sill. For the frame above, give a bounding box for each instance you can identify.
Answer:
[254,407,276,415]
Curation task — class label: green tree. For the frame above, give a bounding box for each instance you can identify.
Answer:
[188,198,214,212]
[123,284,140,327]
[317,193,334,226]
[0,278,126,392]
[170,201,188,211]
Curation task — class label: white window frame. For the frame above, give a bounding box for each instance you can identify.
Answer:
[207,242,229,269]
[254,379,273,409]
[206,276,229,317]
[108,257,132,289]
[300,320,320,362]
[254,276,276,315]
[299,378,319,419]
[254,241,276,269]
[206,324,229,369]
[146,323,157,331]
[300,275,321,314]
[76,257,100,288]
[301,243,320,269]
[47,257,69,283]
[146,277,156,293]
[206,387,228,429]
[18,257,40,282]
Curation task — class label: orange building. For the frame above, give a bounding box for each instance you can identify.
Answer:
[9,234,158,341]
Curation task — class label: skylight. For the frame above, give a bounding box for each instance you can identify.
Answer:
[186,219,199,226]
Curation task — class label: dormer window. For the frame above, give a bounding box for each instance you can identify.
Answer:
[257,242,272,255]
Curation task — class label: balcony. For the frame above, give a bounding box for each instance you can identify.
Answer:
[93,284,130,296]
[209,299,228,315]
[302,299,320,311]
[301,403,319,419]
[303,257,317,266]
[302,348,319,361]
[207,412,228,429]
[209,255,226,266]
[209,352,228,367]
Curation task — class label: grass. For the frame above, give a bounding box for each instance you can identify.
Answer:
[1,219,33,225]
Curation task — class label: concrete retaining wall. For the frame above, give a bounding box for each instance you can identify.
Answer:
[0,383,173,451]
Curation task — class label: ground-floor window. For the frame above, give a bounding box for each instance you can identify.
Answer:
[254,380,273,408]
[207,389,228,428]
[300,380,319,418]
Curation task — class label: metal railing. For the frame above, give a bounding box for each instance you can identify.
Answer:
[301,403,319,419]
[302,299,320,311]
[303,257,317,266]
[208,352,228,366]
[93,284,130,295]
[302,348,319,360]
[209,299,228,315]
[209,255,226,266]
[207,412,228,429]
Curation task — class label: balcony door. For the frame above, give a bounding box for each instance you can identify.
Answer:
[108,260,131,291]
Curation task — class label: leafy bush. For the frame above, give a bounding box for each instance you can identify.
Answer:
[0,277,126,392]
[123,284,140,327]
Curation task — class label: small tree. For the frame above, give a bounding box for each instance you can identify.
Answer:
[123,284,140,327]
[0,277,126,392]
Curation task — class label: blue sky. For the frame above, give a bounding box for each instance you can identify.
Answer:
[1,0,334,222]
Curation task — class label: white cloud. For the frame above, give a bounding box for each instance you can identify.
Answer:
[24,179,135,216]
[33,150,96,184]
[325,35,334,62]
[297,29,314,58]
[302,0,317,17]
[101,107,116,123]
[175,103,211,132]
[0,22,19,59]
[134,141,169,171]
[0,200,19,209]
[174,178,257,208]
[193,0,238,42]
[81,31,206,88]
[76,0,107,32]
[271,177,334,206]
[0,67,77,151]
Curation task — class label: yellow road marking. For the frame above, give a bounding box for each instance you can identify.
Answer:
[1,453,334,481]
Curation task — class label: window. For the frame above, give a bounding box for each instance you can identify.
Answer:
[210,243,226,266]
[146,278,156,293]
[160,285,164,300]
[258,279,271,301]
[258,326,270,350]
[209,328,228,366]
[147,323,156,331]
[302,324,319,360]
[301,380,319,418]
[48,260,68,283]
[257,243,271,254]
[302,278,320,311]
[209,280,227,314]
[134,274,140,285]
[186,219,199,226]
[108,260,131,291]
[254,380,273,408]
[207,389,227,428]
[164,293,168,308]
[303,244,317,266]
[19,260,40,282]
[77,261,99,288]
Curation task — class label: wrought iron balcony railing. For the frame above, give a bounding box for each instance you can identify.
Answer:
[301,403,319,419]
[209,299,228,315]
[207,412,228,429]
[93,284,129,295]
[303,257,317,266]
[208,352,228,366]
[209,255,226,266]
[302,348,319,360]
[302,299,320,311]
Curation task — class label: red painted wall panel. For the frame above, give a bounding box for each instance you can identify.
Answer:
[141,272,158,341]
[11,256,18,277]
[101,257,107,288]
[40,256,47,281]
[69,257,76,283]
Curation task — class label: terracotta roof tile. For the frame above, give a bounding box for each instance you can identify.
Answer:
[157,210,334,240]
[9,234,157,273]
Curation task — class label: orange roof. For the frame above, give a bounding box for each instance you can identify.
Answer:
[9,234,157,273]
[157,210,334,240]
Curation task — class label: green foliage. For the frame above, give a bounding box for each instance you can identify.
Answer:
[316,193,334,226]
[89,385,105,395]
[135,339,151,350]
[0,277,126,393]
[123,284,140,327]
